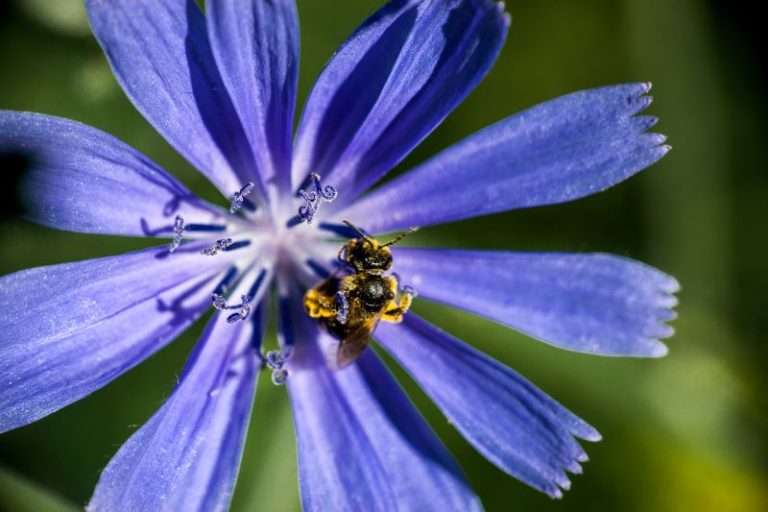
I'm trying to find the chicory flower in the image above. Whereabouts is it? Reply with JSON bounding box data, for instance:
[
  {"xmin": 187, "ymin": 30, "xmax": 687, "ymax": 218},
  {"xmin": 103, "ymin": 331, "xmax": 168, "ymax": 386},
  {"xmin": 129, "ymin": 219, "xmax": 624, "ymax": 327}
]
[{"xmin": 0, "ymin": 0, "xmax": 678, "ymax": 510}]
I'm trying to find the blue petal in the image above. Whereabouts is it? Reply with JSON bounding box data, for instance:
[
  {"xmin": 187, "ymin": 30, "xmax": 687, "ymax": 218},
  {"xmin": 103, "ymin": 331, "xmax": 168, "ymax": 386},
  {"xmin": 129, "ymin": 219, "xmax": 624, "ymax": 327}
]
[
  {"xmin": 283, "ymin": 291, "xmax": 481, "ymax": 512},
  {"xmin": 88, "ymin": 295, "xmax": 265, "ymax": 512},
  {"xmin": 0, "ymin": 112, "xmax": 224, "ymax": 236},
  {"xmin": 292, "ymin": 0, "xmax": 509, "ymax": 205},
  {"xmin": 375, "ymin": 315, "xmax": 601, "ymax": 498},
  {"xmin": 391, "ymin": 249, "xmax": 678, "ymax": 356},
  {"xmin": 0, "ymin": 244, "xmax": 240, "ymax": 433},
  {"xmin": 339, "ymin": 83, "xmax": 669, "ymax": 232},
  {"xmin": 85, "ymin": 0, "xmax": 261, "ymax": 197},
  {"xmin": 207, "ymin": 0, "xmax": 299, "ymax": 195}
]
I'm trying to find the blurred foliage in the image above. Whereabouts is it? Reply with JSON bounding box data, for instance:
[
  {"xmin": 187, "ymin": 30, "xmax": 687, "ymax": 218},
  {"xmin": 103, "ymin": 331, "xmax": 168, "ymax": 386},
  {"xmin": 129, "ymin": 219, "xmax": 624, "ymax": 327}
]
[{"xmin": 1, "ymin": 1, "xmax": 767, "ymax": 511}]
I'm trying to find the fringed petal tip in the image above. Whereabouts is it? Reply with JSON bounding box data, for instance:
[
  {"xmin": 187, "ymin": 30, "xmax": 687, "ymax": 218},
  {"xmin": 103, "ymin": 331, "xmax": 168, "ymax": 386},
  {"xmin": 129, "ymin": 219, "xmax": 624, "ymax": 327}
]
[
  {"xmin": 483, "ymin": 0, "xmax": 512, "ymax": 26},
  {"xmin": 629, "ymin": 82, "xmax": 672, "ymax": 162},
  {"xmin": 341, "ymin": 82, "xmax": 673, "ymax": 233},
  {"xmin": 642, "ymin": 272, "xmax": 680, "ymax": 358},
  {"xmin": 391, "ymin": 249, "xmax": 679, "ymax": 358}
]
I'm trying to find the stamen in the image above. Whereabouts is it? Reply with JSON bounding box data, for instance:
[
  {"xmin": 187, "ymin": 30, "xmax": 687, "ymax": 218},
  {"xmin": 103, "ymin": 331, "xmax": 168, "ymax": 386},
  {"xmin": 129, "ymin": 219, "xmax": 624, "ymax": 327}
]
[
  {"xmin": 229, "ymin": 182, "xmax": 255, "ymax": 214},
  {"xmin": 201, "ymin": 238, "xmax": 233, "ymax": 256},
  {"xmin": 226, "ymin": 295, "xmax": 252, "ymax": 323},
  {"xmin": 335, "ymin": 291, "xmax": 349, "ymax": 325},
  {"xmin": 271, "ymin": 368, "xmax": 289, "ymax": 385},
  {"xmin": 295, "ymin": 172, "xmax": 337, "ymax": 225},
  {"xmin": 210, "ymin": 268, "xmax": 266, "ymax": 318},
  {"xmin": 265, "ymin": 350, "xmax": 285, "ymax": 370},
  {"xmin": 265, "ymin": 349, "xmax": 290, "ymax": 386},
  {"xmin": 168, "ymin": 215, "xmax": 185, "ymax": 253}
]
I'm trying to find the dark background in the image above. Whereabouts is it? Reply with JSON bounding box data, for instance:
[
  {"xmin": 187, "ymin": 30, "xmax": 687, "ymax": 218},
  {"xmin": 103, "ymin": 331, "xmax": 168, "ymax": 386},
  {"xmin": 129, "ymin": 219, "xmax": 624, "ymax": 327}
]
[{"xmin": 1, "ymin": 1, "xmax": 767, "ymax": 510}]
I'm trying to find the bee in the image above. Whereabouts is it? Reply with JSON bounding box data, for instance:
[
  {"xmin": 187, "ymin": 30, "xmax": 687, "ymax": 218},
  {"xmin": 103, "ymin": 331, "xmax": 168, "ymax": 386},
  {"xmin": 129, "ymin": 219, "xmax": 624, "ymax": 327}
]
[{"xmin": 304, "ymin": 221, "xmax": 418, "ymax": 368}]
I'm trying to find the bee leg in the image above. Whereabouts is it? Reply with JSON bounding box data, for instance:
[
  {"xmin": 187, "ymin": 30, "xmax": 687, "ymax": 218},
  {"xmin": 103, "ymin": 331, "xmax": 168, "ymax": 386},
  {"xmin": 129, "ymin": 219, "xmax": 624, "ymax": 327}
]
[
  {"xmin": 303, "ymin": 288, "xmax": 337, "ymax": 319},
  {"xmin": 381, "ymin": 290, "xmax": 414, "ymax": 323}
]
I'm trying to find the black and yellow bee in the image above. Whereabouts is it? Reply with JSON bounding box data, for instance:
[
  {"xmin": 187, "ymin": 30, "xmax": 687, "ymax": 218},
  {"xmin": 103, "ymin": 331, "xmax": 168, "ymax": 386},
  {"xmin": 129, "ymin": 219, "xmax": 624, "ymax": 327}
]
[{"xmin": 304, "ymin": 221, "xmax": 417, "ymax": 368}]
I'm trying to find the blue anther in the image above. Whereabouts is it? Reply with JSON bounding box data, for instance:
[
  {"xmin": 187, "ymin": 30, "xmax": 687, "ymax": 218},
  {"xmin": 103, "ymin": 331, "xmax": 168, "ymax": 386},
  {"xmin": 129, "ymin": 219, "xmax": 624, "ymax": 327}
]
[
  {"xmin": 222, "ymin": 240, "xmax": 251, "ymax": 252},
  {"xmin": 318, "ymin": 221, "xmax": 362, "ymax": 239},
  {"xmin": 247, "ymin": 269, "xmax": 267, "ymax": 299},
  {"xmin": 306, "ymin": 259, "xmax": 331, "ymax": 279},
  {"xmin": 214, "ymin": 267, "xmax": 238, "ymax": 295},
  {"xmin": 185, "ymin": 223, "xmax": 227, "ymax": 232}
]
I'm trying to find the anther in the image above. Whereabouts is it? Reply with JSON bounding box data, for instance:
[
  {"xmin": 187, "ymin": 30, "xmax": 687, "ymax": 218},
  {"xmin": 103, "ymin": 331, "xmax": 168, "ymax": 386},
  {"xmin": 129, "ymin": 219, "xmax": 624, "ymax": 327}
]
[
  {"xmin": 335, "ymin": 291, "xmax": 349, "ymax": 325},
  {"xmin": 229, "ymin": 182, "xmax": 255, "ymax": 214},
  {"xmin": 201, "ymin": 238, "xmax": 233, "ymax": 256},
  {"xmin": 185, "ymin": 223, "xmax": 227, "ymax": 233},
  {"xmin": 223, "ymin": 240, "xmax": 251, "ymax": 252},
  {"xmin": 214, "ymin": 267, "xmax": 238, "ymax": 295},
  {"xmin": 168, "ymin": 215, "xmax": 185, "ymax": 253},
  {"xmin": 295, "ymin": 173, "xmax": 337, "ymax": 225}
]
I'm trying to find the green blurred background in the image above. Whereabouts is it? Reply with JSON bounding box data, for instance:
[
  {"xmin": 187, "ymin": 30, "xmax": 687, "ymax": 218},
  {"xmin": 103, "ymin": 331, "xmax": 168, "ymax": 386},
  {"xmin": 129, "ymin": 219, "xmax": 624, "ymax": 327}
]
[{"xmin": 1, "ymin": 0, "xmax": 767, "ymax": 511}]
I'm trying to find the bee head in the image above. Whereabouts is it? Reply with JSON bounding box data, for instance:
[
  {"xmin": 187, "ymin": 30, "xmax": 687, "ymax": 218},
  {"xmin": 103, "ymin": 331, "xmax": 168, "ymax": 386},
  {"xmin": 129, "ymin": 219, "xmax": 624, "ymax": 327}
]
[
  {"xmin": 344, "ymin": 238, "xmax": 392, "ymax": 274},
  {"xmin": 339, "ymin": 221, "xmax": 418, "ymax": 274}
]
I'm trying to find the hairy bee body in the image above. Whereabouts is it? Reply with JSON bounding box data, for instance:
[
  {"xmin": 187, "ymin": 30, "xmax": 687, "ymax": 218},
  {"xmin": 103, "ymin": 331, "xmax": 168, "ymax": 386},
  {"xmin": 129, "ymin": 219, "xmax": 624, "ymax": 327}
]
[{"xmin": 304, "ymin": 223, "xmax": 416, "ymax": 368}]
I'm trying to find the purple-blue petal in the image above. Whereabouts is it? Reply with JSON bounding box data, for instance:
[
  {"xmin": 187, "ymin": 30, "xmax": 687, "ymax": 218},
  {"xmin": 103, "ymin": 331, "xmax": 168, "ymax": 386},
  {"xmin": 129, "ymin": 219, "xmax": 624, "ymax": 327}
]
[
  {"xmin": 0, "ymin": 111, "xmax": 223, "ymax": 236},
  {"xmin": 88, "ymin": 297, "xmax": 265, "ymax": 512},
  {"xmin": 283, "ymin": 291, "xmax": 481, "ymax": 512},
  {"xmin": 85, "ymin": 0, "xmax": 260, "ymax": 196},
  {"xmin": 376, "ymin": 315, "xmax": 601, "ymax": 499},
  {"xmin": 292, "ymin": 0, "xmax": 509, "ymax": 205},
  {"xmin": 339, "ymin": 83, "xmax": 669, "ymax": 232},
  {"xmin": 0, "ymin": 244, "xmax": 239, "ymax": 433},
  {"xmin": 207, "ymin": 0, "xmax": 299, "ymax": 195},
  {"xmin": 391, "ymin": 248, "xmax": 679, "ymax": 356}
]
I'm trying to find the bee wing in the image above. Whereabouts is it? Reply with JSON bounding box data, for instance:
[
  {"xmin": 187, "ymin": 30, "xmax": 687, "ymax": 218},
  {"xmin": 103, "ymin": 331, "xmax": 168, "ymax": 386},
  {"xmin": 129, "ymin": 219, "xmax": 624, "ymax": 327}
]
[{"xmin": 334, "ymin": 316, "xmax": 381, "ymax": 369}]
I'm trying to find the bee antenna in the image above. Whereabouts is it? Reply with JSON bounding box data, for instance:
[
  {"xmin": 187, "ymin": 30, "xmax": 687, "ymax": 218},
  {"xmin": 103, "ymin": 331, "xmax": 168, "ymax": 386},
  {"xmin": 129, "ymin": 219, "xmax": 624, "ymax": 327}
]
[
  {"xmin": 342, "ymin": 220, "xmax": 371, "ymax": 240},
  {"xmin": 382, "ymin": 226, "xmax": 419, "ymax": 247}
]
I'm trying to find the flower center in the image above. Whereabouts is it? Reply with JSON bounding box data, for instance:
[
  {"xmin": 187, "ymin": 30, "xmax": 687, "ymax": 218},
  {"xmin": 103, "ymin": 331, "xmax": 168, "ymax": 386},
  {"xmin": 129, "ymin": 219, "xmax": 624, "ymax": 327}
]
[{"xmin": 161, "ymin": 175, "xmax": 342, "ymax": 384}]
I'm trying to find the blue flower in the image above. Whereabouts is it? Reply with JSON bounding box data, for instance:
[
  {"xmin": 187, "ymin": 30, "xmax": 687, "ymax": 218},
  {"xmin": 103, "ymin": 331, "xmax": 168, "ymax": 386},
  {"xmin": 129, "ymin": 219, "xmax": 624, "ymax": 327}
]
[{"xmin": 0, "ymin": 0, "xmax": 678, "ymax": 510}]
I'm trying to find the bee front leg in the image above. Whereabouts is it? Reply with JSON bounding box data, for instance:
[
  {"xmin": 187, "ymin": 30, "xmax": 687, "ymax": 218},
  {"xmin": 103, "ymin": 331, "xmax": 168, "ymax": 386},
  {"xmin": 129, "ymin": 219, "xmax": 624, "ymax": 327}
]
[{"xmin": 381, "ymin": 289, "xmax": 414, "ymax": 323}]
